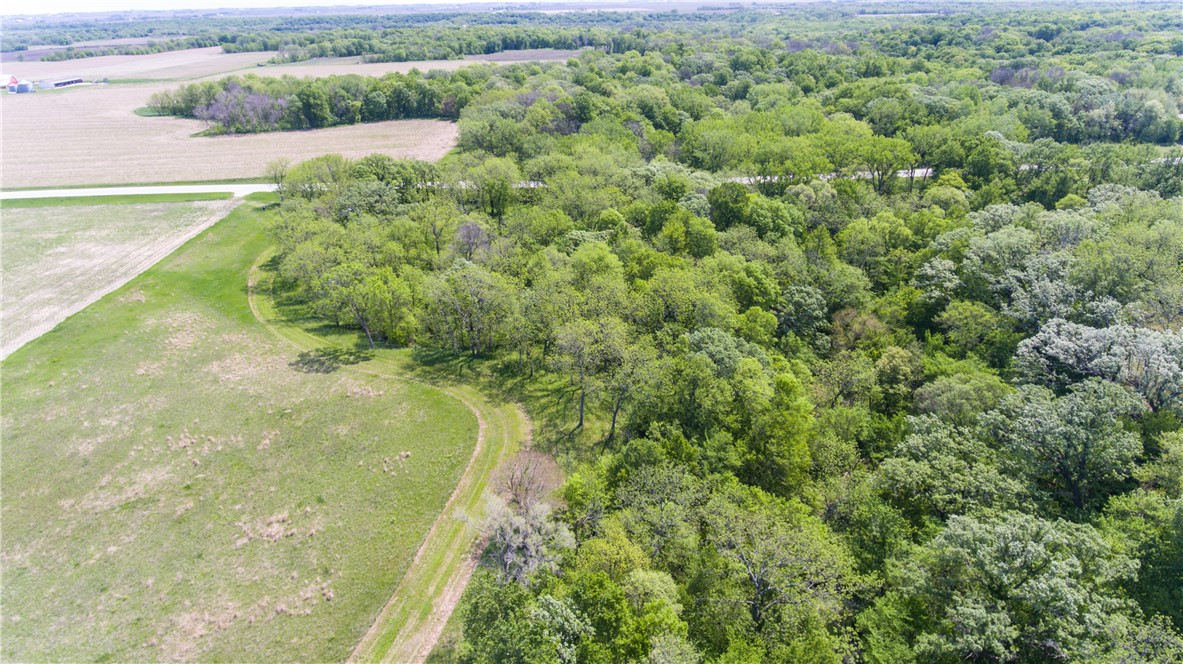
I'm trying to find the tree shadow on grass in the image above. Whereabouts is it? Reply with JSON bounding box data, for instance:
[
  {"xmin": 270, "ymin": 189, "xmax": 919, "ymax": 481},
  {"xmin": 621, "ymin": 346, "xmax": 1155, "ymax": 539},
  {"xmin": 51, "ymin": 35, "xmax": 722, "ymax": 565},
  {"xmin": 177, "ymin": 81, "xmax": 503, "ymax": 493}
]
[
  {"xmin": 406, "ymin": 346, "xmax": 592, "ymax": 455},
  {"xmin": 290, "ymin": 346, "xmax": 372, "ymax": 374}
]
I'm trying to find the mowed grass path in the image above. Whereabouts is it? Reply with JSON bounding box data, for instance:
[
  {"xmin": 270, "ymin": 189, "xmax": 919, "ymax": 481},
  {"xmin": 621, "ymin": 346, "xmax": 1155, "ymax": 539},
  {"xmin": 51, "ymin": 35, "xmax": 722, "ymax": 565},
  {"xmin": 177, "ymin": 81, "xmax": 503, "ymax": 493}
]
[
  {"xmin": 0, "ymin": 200, "xmax": 478, "ymax": 662},
  {"xmin": 249, "ymin": 253, "xmax": 528, "ymax": 664}
]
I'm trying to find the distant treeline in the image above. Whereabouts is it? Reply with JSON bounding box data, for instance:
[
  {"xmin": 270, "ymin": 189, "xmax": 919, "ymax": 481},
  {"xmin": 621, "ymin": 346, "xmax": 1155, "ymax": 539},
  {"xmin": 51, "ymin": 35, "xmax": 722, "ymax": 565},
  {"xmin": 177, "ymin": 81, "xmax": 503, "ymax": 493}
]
[
  {"xmin": 2, "ymin": 11, "xmax": 703, "ymax": 62},
  {"xmin": 222, "ymin": 26, "xmax": 610, "ymax": 63},
  {"xmin": 32, "ymin": 26, "xmax": 602, "ymax": 63},
  {"xmin": 37, "ymin": 36, "xmax": 222, "ymax": 61},
  {"xmin": 147, "ymin": 69, "xmax": 495, "ymax": 133}
]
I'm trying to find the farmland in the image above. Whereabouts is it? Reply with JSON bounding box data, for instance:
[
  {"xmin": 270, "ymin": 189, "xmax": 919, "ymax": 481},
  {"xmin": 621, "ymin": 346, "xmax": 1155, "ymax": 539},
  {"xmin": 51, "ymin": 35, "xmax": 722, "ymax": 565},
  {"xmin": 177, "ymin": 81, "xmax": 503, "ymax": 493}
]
[
  {"xmin": 0, "ymin": 200, "xmax": 479, "ymax": 662},
  {"xmin": 0, "ymin": 47, "xmax": 578, "ymax": 187},
  {"xmin": 0, "ymin": 197, "xmax": 236, "ymax": 358},
  {"xmin": 0, "ymin": 46, "xmax": 274, "ymax": 81},
  {"xmin": 0, "ymin": 45, "xmax": 579, "ymax": 82},
  {"xmin": 0, "ymin": 85, "xmax": 458, "ymax": 187}
]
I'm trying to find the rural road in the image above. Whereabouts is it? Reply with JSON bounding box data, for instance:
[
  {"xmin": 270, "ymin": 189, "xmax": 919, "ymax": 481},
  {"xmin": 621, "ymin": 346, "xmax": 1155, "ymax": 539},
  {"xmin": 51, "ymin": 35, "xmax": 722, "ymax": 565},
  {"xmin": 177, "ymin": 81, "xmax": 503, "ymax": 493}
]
[
  {"xmin": 0, "ymin": 184, "xmax": 276, "ymax": 199},
  {"xmin": 0, "ymin": 168, "xmax": 938, "ymax": 201},
  {"xmin": 0, "ymin": 170, "xmax": 926, "ymax": 201}
]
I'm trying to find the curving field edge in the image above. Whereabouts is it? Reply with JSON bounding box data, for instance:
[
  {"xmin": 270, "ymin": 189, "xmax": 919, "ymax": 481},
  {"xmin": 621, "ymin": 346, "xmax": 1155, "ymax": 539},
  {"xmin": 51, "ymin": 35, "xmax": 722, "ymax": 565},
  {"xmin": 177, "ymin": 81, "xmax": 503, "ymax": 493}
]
[{"xmin": 247, "ymin": 248, "xmax": 527, "ymax": 664}]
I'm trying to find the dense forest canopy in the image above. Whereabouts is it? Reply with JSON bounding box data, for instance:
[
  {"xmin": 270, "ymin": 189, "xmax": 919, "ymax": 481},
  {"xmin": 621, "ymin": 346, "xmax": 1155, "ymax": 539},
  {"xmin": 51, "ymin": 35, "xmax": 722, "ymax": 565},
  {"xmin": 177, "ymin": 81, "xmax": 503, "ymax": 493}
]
[{"xmin": 91, "ymin": 2, "xmax": 1183, "ymax": 661}]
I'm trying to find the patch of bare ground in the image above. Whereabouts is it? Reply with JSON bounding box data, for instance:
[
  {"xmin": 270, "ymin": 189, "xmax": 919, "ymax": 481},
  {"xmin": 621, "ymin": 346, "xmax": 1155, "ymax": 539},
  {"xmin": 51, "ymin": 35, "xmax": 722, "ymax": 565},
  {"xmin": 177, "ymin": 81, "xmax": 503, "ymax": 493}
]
[
  {"xmin": 156, "ymin": 597, "xmax": 243, "ymax": 662},
  {"xmin": 75, "ymin": 467, "xmax": 173, "ymax": 513},
  {"xmin": 205, "ymin": 347, "xmax": 290, "ymax": 385}
]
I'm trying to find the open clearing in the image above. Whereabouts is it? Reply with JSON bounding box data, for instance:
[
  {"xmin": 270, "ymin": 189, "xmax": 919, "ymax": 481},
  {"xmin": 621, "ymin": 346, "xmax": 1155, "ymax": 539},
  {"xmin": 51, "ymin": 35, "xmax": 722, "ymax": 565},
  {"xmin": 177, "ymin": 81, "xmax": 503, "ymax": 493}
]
[
  {"xmin": 0, "ymin": 200, "xmax": 479, "ymax": 662},
  {"xmin": 0, "ymin": 84, "xmax": 458, "ymax": 187},
  {"xmin": 0, "ymin": 198, "xmax": 239, "ymax": 358}
]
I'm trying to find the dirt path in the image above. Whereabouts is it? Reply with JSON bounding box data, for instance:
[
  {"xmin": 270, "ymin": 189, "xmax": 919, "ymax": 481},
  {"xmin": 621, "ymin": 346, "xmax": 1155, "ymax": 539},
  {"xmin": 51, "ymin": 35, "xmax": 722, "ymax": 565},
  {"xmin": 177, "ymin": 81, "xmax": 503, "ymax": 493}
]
[{"xmin": 247, "ymin": 249, "xmax": 527, "ymax": 664}]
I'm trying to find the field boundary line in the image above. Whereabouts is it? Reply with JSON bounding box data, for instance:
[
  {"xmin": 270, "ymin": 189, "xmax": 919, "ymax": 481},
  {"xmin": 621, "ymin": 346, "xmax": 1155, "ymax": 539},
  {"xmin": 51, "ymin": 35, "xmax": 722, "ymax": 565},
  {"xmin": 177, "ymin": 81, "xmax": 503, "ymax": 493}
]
[
  {"xmin": 1, "ymin": 198, "xmax": 241, "ymax": 360},
  {"xmin": 247, "ymin": 249, "xmax": 525, "ymax": 664}
]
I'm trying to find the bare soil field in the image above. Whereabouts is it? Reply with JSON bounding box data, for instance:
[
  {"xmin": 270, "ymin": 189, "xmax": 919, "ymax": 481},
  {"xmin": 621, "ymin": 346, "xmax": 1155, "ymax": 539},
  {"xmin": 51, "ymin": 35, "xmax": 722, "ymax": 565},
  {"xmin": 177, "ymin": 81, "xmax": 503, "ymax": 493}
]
[
  {"xmin": 0, "ymin": 84, "xmax": 458, "ymax": 187},
  {"xmin": 1, "ymin": 47, "xmax": 273, "ymax": 81},
  {"xmin": 0, "ymin": 199, "xmax": 238, "ymax": 358},
  {"xmin": 1, "ymin": 46, "xmax": 579, "ymax": 83}
]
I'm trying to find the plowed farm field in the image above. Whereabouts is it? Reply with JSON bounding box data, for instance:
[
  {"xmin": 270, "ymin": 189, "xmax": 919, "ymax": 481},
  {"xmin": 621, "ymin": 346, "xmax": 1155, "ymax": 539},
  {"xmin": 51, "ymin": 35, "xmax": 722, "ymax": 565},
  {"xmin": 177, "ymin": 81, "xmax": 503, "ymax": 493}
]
[
  {"xmin": 0, "ymin": 46, "xmax": 575, "ymax": 188},
  {"xmin": 0, "ymin": 85, "xmax": 459, "ymax": 187}
]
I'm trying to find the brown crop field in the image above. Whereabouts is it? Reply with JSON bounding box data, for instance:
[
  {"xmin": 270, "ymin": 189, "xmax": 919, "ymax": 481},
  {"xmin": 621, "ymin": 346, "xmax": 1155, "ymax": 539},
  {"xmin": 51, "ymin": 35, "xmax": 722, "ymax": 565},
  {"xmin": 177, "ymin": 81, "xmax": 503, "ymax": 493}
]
[
  {"xmin": 0, "ymin": 199, "xmax": 240, "ymax": 358},
  {"xmin": 0, "ymin": 84, "xmax": 458, "ymax": 187},
  {"xmin": 1, "ymin": 47, "xmax": 275, "ymax": 82},
  {"xmin": 1, "ymin": 46, "xmax": 578, "ymax": 83},
  {"xmin": 0, "ymin": 47, "xmax": 581, "ymax": 188}
]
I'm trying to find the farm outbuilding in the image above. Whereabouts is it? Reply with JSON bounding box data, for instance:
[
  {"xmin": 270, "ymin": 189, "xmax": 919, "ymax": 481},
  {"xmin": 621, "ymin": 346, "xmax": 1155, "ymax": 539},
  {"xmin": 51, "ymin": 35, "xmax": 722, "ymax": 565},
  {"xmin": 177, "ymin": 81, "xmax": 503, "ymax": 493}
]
[{"xmin": 38, "ymin": 78, "xmax": 83, "ymax": 89}]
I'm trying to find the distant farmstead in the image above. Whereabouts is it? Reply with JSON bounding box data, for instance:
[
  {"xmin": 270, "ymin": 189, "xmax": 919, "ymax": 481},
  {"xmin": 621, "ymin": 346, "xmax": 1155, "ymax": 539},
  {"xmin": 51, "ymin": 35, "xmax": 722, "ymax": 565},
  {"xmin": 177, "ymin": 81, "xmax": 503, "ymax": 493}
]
[{"xmin": 4, "ymin": 75, "xmax": 38, "ymax": 93}]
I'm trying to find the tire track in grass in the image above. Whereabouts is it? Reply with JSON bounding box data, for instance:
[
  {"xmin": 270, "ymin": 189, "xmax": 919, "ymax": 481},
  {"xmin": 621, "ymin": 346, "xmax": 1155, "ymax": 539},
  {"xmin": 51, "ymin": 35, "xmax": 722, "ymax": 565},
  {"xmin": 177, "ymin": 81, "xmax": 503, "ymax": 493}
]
[{"xmin": 247, "ymin": 249, "xmax": 527, "ymax": 664}]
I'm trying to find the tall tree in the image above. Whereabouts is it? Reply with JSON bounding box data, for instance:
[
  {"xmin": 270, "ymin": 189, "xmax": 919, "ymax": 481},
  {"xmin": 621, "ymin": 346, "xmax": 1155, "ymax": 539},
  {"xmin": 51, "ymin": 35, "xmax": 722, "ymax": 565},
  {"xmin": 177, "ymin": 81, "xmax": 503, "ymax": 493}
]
[
  {"xmin": 471, "ymin": 156, "xmax": 521, "ymax": 227},
  {"xmin": 703, "ymin": 484, "xmax": 855, "ymax": 635},
  {"xmin": 982, "ymin": 379, "xmax": 1146, "ymax": 511},
  {"xmin": 867, "ymin": 512, "xmax": 1138, "ymax": 663}
]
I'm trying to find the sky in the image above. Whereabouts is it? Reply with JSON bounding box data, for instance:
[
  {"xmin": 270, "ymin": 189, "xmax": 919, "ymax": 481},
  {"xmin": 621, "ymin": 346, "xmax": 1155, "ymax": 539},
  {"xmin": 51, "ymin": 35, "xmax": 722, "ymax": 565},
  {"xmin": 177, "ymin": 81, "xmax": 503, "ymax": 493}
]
[{"xmin": 6, "ymin": 0, "xmax": 479, "ymax": 16}]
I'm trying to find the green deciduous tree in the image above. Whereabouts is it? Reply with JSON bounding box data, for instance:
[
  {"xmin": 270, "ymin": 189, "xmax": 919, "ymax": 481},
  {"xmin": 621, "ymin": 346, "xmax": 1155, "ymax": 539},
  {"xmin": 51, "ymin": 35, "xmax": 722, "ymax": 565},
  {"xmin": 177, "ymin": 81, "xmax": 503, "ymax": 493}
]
[
  {"xmin": 867, "ymin": 512, "xmax": 1138, "ymax": 663},
  {"xmin": 982, "ymin": 379, "xmax": 1146, "ymax": 511},
  {"xmin": 703, "ymin": 484, "xmax": 856, "ymax": 636}
]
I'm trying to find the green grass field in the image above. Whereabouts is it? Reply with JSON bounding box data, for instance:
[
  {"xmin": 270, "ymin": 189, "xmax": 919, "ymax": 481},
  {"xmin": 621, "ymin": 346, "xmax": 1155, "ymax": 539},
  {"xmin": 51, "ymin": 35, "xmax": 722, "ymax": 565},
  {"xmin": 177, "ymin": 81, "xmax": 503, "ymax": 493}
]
[
  {"xmin": 0, "ymin": 200, "xmax": 478, "ymax": 662},
  {"xmin": 252, "ymin": 252, "xmax": 531, "ymax": 663},
  {"xmin": 1, "ymin": 198, "xmax": 247, "ymax": 359}
]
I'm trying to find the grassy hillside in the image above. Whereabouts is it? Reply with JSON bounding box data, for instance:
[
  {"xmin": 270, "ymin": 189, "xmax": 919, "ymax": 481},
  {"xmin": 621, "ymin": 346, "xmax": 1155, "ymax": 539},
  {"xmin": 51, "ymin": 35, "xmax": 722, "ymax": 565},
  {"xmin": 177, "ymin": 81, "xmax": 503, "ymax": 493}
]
[{"xmin": 0, "ymin": 198, "xmax": 477, "ymax": 662}]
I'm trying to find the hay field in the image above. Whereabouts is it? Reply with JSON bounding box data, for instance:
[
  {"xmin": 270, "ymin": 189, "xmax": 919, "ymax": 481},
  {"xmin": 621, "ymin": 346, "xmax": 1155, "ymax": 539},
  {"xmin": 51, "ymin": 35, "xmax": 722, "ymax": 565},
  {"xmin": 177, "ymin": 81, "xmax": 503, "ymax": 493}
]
[
  {"xmin": 0, "ymin": 200, "xmax": 478, "ymax": 662},
  {"xmin": 0, "ymin": 84, "xmax": 458, "ymax": 187},
  {"xmin": 0, "ymin": 198, "xmax": 237, "ymax": 358}
]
